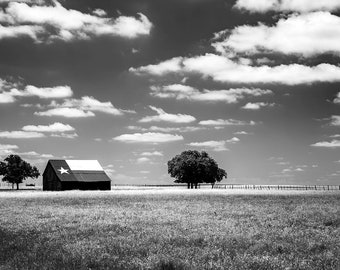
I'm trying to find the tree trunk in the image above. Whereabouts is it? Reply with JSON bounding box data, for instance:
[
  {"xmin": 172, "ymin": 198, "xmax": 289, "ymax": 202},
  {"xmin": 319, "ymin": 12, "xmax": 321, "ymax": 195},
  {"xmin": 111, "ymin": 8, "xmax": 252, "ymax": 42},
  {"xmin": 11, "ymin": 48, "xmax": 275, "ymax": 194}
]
[
  {"xmin": 190, "ymin": 182, "xmax": 194, "ymax": 189},
  {"xmin": 12, "ymin": 183, "xmax": 14, "ymax": 189},
  {"xmin": 187, "ymin": 183, "xmax": 190, "ymax": 189},
  {"xmin": 211, "ymin": 183, "xmax": 215, "ymax": 189},
  {"xmin": 194, "ymin": 183, "xmax": 198, "ymax": 189},
  {"xmin": 16, "ymin": 183, "xmax": 19, "ymax": 190}
]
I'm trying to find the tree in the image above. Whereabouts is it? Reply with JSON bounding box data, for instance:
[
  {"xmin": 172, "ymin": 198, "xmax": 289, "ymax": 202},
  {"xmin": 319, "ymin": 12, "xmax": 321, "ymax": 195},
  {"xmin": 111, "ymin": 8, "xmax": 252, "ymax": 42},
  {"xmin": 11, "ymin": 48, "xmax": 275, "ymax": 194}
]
[
  {"xmin": 0, "ymin": 154, "xmax": 40, "ymax": 190},
  {"xmin": 167, "ymin": 150, "xmax": 227, "ymax": 189}
]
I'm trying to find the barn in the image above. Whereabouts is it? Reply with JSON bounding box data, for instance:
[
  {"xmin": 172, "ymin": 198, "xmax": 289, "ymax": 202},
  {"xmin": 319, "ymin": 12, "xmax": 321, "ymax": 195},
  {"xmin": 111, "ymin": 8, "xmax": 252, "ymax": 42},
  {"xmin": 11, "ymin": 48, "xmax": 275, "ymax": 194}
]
[{"xmin": 43, "ymin": 160, "xmax": 111, "ymax": 191}]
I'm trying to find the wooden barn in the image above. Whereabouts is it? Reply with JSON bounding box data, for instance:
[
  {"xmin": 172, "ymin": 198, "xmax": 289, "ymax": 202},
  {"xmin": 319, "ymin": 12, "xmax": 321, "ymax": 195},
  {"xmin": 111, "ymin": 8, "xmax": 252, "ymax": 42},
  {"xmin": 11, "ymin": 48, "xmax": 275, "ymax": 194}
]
[{"xmin": 43, "ymin": 160, "xmax": 111, "ymax": 191}]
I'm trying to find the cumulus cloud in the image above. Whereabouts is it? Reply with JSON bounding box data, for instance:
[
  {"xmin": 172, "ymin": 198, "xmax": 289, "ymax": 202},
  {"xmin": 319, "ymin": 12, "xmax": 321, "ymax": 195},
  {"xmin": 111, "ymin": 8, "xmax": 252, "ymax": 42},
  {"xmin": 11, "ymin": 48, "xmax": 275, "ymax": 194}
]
[
  {"xmin": 127, "ymin": 125, "xmax": 205, "ymax": 133},
  {"xmin": 140, "ymin": 151, "xmax": 163, "ymax": 156},
  {"xmin": 151, "ymin": 84, "xmax": 272, "ymax": 103},
  {"xmin": 35, "ymin": 107, "xmax": 95, "ymax": 118},
  {"xmin": 0, "ymin": 1, "xmax": 152, "ymax": 41},
  {"xmin": 199, "ymin": 118, "xmax": 256, "ymax": 126},
  {"xmin": 136, "ymin": 157, "xmax": 151, "ymax": 164},
  {"xmin": 139, "ymin": 106, "xmax": 196, "ymax": 123},
  {"xmin": 131, "ymin": 53, "xmax": 340, "ymax": 85},
  {"xmin": 113, "ymin": 132, "xmax": 184, "ymax": 143},
  {"xmin": 188, "ymin": 140, "xmax": 229, "ymax": 151},
  {"xmin": 213, "ymin": 12, "xmax": 340, "ymax": 57},
  {"xmin": 17, "ymin": 151, "xmax": 54, "ymax": 158},
  {"xmin": 59, "ymin": 96, "xmax": 123, "ymax": 115},
  {"xmin": 334, "ymin": 92, "xmax": 340, "ymax": 104},
  {"xmin": 0, "ymin": 91, "xmax": 16, "ymax": 103},
  {"xmin": 50, "ymin": 132, "xmax": 78, "ymax": 139},
  {"xmin": 234, "ymin": 131, "xmax": 250, "ymax": 135},
  {"xmin": 0, "ymin": 131, "xmax": 45, "ymax": 138},
  {"xmin": 234, "ymin": 0, "xmax": 340, "ymax": 13},
  {"xmin": 188, "ymin": 137, "xmax": 240, "ymax": 151},
  {"xmin": 241, "ymin": 102, "xmax": 274, "ymax": 110},
  {"xmin": 0, "ymin": 83, "xmax": 73, "ymax": 103},
  {"xmin": 34, "ymin": 96, "xmax": 123, "ymax": 117},
  {"xmin": 22, "ymin": 122, "xmax": 75, "ymax": 133},
  {"xmin": 311, "ymin": 140, "xmax": 340, "ymax": 148},
  {"xmin": 227, "ymin": 137, "xmax": 240, "ymax": 143},
  {"xmin": 0, "ymin": 143, "xmax": 18, "ymax": 155},
  {"xmin": 330, "ymin": 115, "xmax": 340, "ymax": 126},
  {"xmin": 129, "ymin": 57, "xmax": 183, "ymax": 76},
  {"xmin": 23, "ymin": 85, "xmax": 73, "ymax": 99},
  {"xmin": 0, "ymin": 123, "xmax": 77, "ymax": 140}
]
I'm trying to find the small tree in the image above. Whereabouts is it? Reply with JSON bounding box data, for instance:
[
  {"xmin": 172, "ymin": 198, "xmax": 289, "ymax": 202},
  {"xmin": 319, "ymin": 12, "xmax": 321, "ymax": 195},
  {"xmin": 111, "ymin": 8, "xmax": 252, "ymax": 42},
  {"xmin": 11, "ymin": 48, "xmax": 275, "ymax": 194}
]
[
  {"xmin": 0, "ymin": 154, "xmax": 40, "ymax": 190},
  {"xmin": 167, "ymin": 150, "xmax": 227, "ymax": 189}
]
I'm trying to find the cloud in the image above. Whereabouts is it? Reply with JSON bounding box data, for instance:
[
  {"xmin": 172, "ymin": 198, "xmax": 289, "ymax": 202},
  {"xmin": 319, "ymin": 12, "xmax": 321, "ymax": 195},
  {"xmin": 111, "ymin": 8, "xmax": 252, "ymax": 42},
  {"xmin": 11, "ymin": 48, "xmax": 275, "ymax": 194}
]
[
  {"xmin": 140, "ymin": 151, "xmax": 163, "ymax": 156},
  {"xmin": 311, "ymin": 140, "xmax": 340, "ymax": 148},
  {"xmin": 136, "ymin": 157, "xmax": 151, "ymax": 164},
  {"xmin": 199, "ymin": 118, "xmax": 256, "ymax": 126},
  {"xmin": 0, "ymin": 0, "xmax": 44, "ymax": 3},
  {"xmin": 129, "ymin": 57, "xmax": 183, "ymax": 76},
  {"xmin": 213, "ymin": 12, "xmax": 340, "ymax": 57},
  {"xmin": 330, "ymin": 115, "xmax": 340, "ymax": 126},
  {"xmin": 0, "ymin": 131, "xmax": 45, "ymax": 138},
  {"xmin": 0, "ymin": 24, "xmax": 43, "ymax": 40},
  {"xmin": 0, "ymin": 143, "xmax": 18, "ymax": 155},
  {"xmin": 35, "ymin": 107, "xmax": 95, "ymax": 118},
  {"xmin": 234, "ymin": 131, "xmax": 250, "ymax": 135},
  {"xmin": 34, "ymin": 96, "xmax": 123, "ymax": 117},
  {"xmin": 17, "ymin": 151, "xmax": 54, "ymax": 158},
  {"xmin": 131, "ymin": 53, "xmax": 340, "ymax": 85},
  {"xmin": 0, "ymin": 91, "xmax": 16, "ymax": 103},
  {"xmin": 139, "ymin": 106, "xmax": 196, "ymax": 123},
  {"xmin": 151, "ymin": 84, "xmax": 272, "ymax": 103},
  {"xmin": 334, "ymin": 92, "xmax": 340, "ymax": 104},
  {"xmin": 227, "ymin": 137, "xmax": 240, "ymax": 143},
  {"xmin": 60, "ymin": 96, "xmax": 123, "ymax": 115},
  {"xmin": 149, "ymin": 126, "xmax": 204, "ymax": 132},
  {"xmin": 50, "ymin": 132, "xmax": 78, "ymax": 139},
  {"xmin": 188, "ymin": 137, "xmax": 240, "ymax": 151},
  {"xmin": 127, "ymin": 125, "xmax": 206, "ymax": 133},
  {"xmin": 0, "ymin": 123, "xmax": 77, "ymax": 139},
  {"xmin": 23, "ymin": 85, "xmax": 73, "ymax": 99},
  {"xmin": 22, "ymin": 122, "xmax": 75, "ymax": 133},
  {"xmin": 188, "ymin": 140, "xmax": 228, "ymax": 151},
  {"xmin": 92, "ymin": 9, "xmax": 107, "ymax": 17},
  {"xmin": 0, "ymin": 1, "xmax": 152, "ymax": 41},
  {"xmin": 241, "ymin": 102, "xmax": 274, "ymax": 110},
  {"xmin": 113, "ymin": 132, "xmax": 184, "ymax": 143},
  {"xmin": 0, "ymin": 82, "xmax": 73, "ymax": 103},
  {"xmin": 234, "ymin": 0, "xmax": 340, "ymax": 13}
]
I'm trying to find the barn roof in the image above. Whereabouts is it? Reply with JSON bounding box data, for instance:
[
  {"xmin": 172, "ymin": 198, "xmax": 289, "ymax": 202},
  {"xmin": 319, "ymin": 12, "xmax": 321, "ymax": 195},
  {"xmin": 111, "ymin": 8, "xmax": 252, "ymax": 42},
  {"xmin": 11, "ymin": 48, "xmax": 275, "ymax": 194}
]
[{"xmin": 45, "ymin": 160, "xmax": 111, "ymax": 182}]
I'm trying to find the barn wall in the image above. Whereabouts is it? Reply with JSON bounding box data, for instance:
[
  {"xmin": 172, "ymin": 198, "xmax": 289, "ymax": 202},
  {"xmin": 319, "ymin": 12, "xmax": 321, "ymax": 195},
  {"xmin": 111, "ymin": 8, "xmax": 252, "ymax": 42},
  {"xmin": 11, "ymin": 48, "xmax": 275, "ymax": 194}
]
[
  {"xmin": 43, "ymin": 163, "xmax": 62, "ymax": 191},
  {"xmin": 61, "ymin": 181, "xmax": 110, "ymax": 191}
]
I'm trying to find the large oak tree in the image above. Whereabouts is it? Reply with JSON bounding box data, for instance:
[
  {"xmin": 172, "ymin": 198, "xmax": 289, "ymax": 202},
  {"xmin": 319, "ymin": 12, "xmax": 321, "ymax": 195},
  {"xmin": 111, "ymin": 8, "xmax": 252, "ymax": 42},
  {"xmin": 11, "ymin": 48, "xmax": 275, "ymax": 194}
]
[
  {"xmin": 168, "ymin": 150, "xmax": 227, "ymax": 188},
  {"xmin": 0, "ymin": 155, "xmax": 40, "ymax": 190}
]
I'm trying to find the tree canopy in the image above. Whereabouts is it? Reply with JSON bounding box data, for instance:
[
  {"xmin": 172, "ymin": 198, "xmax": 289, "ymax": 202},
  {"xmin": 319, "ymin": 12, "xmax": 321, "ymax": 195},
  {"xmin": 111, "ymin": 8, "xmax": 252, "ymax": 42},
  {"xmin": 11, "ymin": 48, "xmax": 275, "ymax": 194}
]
[
  {"xmin": 167, "ymin": 150, "xmax": 227, "ymax": 188},
  {"xmin": 0, "ymin": 154, "xmax": 40, "ymax": 190}
]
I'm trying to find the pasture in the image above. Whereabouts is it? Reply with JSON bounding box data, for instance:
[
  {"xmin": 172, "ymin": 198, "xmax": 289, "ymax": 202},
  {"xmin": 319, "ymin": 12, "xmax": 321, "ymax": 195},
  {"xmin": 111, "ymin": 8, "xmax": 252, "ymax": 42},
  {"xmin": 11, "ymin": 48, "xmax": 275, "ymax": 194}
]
[{"xmin": 0, "ymin": 189, "xmax": 339, "ymax": 270}]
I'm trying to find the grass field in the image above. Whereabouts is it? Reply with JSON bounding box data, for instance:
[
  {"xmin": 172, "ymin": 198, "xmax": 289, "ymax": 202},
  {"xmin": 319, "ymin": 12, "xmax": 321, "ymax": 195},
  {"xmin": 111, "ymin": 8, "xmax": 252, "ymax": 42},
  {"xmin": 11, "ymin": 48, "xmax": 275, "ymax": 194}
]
[{"xmin": 0, "ymin": 189, "xmax": 339, "ymax": 270}]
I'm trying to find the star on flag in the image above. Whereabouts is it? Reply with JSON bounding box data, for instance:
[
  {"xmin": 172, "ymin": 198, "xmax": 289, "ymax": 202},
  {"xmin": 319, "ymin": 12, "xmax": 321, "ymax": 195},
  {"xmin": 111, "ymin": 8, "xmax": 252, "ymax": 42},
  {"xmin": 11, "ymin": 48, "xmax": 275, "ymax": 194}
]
[{"xmin": 58, "ymin": 167, "xmax": 69, "ymax": 174}]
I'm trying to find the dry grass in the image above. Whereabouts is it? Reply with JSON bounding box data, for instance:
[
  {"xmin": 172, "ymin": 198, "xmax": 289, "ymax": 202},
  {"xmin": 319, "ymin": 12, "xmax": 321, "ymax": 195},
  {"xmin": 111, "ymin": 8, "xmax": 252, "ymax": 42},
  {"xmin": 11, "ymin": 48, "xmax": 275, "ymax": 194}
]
[{"xmin": 0, "ymin": 189, "xmax": 339, "ymax": 269}]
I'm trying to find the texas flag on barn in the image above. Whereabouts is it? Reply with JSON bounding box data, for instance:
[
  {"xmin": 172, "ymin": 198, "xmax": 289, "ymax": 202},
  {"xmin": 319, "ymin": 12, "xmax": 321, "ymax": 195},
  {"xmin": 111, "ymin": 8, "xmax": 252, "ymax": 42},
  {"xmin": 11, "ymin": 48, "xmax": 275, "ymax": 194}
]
[{"xmin": 43, "ymin": 160, "xmax": 111, "ymax": 191}]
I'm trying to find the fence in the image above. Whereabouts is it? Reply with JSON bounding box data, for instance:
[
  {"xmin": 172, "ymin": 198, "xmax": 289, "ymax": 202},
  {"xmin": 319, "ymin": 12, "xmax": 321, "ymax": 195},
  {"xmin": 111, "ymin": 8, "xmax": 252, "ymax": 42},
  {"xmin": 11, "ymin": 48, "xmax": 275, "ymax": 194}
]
[
  {"xmin": 112, "ymin": 184, "xmax": 340, "ymax": 191},
  {"xmin": 211, "ymin": 184, "xmax": 340, "ymax": 191}
]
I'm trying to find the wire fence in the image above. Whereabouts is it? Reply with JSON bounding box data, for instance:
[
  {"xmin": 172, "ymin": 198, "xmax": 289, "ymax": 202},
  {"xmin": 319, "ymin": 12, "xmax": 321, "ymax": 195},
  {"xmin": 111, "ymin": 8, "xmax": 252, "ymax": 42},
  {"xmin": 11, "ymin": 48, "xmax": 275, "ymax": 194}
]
[{"xmin": 112, "ymin": 184, "xmax": 340, "ymax": 191}]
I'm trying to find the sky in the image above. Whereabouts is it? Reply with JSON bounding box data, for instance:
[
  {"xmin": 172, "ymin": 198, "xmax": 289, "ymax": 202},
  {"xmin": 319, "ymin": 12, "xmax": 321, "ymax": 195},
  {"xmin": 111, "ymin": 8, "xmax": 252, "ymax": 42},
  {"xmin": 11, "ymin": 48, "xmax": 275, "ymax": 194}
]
[{"xmin": 0, "ymin": 0, "xmax": 339, "ymax": 186}]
